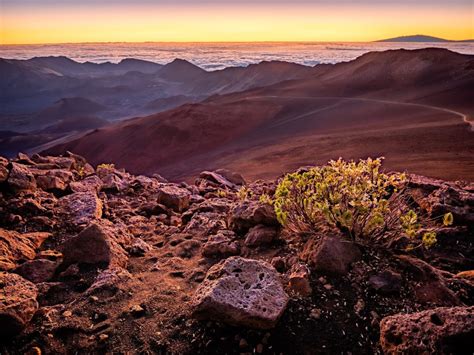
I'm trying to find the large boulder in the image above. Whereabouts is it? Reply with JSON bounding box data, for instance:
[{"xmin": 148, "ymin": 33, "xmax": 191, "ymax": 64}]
[
  {"xmin": 59, "ymin": 191, "xmax": 103, "ymax": 225},
  {"xmin": 0, "ymin": 272, "xmax": 39, "ymax": 337},
  {"xmin": 0, "ymin": 229, "xmax": 51, "ymax": 271},
  {"xmin": 380, "ymin": 306, "xmax": 474, "ymax": 354},
  {"xmin": 7, "ymin": 163, "xmax": 36, "ymax": 190},
  {"xmin": 192, "ymin": 256, "xmax": 289, "ymax": 329},
  {"xmin": 229, "ymin": 201, "xmax": 278, "ymax": 234},
  {"xmin": 301, "ymin": 236, "xmax": 361, "ymax": 276},
  {"xmin": 60, "ymin": 221, "xmax": 130, "ymax": 268},
  {"xmin": 157, "ymin": 185, "xmax": 191, "ymax": 212}
]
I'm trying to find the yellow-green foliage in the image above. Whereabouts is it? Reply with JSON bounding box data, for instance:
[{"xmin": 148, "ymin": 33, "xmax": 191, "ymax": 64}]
[
  {"xmin": 97, "ymin": 163, "xmax": 115, "ymax": 170},
  {"xmin": 217, "ymin": 189, "xmax": 228, "ymax": 198},
  {"xmin": 274, "ymin": 157, "xmax": 452, "ymax": 248},
  {"xmin": 259, "ymin": 193, "xmax": 273, "ymax": 206},
  {"xmin": 237, "ymin": 186, "xmax": 252, "ymax": 201}
]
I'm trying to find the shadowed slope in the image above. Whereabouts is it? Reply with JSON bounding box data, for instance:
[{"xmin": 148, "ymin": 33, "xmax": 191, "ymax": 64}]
[{"xmin": 46, "ymin": 49, "xmax": 474, "ymax": 181}]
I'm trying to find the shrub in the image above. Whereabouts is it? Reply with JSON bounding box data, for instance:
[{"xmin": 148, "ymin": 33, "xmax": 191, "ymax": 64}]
[
  {"xmin": 97, "ymin": 163, "xmax": 115, "ymax": 170},
  {"xmin": 274, "ymin": 157, "xmax": 452, "ymax": 248}
]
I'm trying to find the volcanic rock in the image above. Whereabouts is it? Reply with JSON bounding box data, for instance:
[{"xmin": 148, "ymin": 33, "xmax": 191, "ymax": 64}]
[
  {"xmin": 0, "ymin": 156, "xmax": 8, "ymax": 183},
  {"xmin": 69, "ymin": 175, "xmax": 103, "ymax": 193},
  {"xmin": 59, "ymin": 191, "xmax": 103, "ymax": 225},
  {"xmin": 368, "ymin": 270, "xmax": 402, "ymax": 295},
  {"xmin": 229, "ymin": 201, "xmax": 278, "ymax": 234},
  {"xmin": 7, "ymin": 163, "xmax": 36, "ymax": 190},
  {"xmin": 15, "ymin": 259, "xmax": 58, "ymax": 284},
  {"xmin": 0, "ymin": 229, "xmax": 51, "ymax": 271},
  {"xmin": 157, "ymin": 185, "xmax": 191, "ymax": 212},
  {"xmin": 192, "ymin": 256, "xmax": 289, "ymax": 329},
  {"xmin": 288, "ymin": 263, "xmax": 312, "ymax": 296},
  {"xmin": 244, "ymin": 224, "xmax": 277, "ymax": 247},
  {"xmin": 60, "ymin": 220, "xmax": 130, "ymax": 268},
  {"xmin": 34, "ymin": 169, "xmax": 73, "ymax": 191},
  {"xmin": 202, "ymin": 230, "xmax": 240, "ymax": 258},
  {"xmin": 301, "ymin": 236, "xmax": 361, "ymax": 275},
  {"xmin": 379, "ymin": 306, "xmax": 474, "ymax": 354},
  {"xmin": 214, "ymin": 169, "xmax": 246, "ymax": 186},
  {"xmin": 0, "ymin": 272, "xmax": 39, "ymax": 337}
]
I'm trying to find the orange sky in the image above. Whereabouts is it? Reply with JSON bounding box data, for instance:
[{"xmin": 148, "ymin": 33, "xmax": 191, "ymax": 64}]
[{"xmin": 1, "ymin": 2, "xmax": 473, "ymax": 44}]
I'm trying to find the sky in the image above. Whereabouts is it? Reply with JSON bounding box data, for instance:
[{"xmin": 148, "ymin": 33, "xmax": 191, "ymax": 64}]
[{"xmin": 1, "ymin": 0, "xmax": 473, "ymax": 44}]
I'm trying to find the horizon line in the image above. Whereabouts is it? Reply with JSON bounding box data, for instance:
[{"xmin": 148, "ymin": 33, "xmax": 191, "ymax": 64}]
[{"xmin": 2, "ymin": 37, "xmax": 473, "ymax": 47}]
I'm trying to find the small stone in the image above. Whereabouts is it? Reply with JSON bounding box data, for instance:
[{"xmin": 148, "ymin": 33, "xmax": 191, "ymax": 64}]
[
  {"xmin": 310, "ymin": 308, "xmax": 322, "ymax": 319},
  {"xmin": 130, "ymin": 305, "xmax": 146, "ymax": 317},
  {"xmin": 239, "ymin": 338, "xmax": 248, "ymax": 349},
  {"xmin": 63, "ymin": 310, "xmax": 72, "ymax": 317},
  {"xmin": 99, "ymin": 333, "xmax": 109, "ymax": 341}
]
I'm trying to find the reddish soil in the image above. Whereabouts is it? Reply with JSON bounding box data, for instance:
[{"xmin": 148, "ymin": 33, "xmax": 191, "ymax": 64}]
[{"xmin": 46, "ymin": 49, "xmax": 474, "ymax": 182}]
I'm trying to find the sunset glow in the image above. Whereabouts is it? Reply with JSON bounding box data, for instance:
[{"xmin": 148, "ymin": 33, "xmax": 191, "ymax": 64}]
[{"xmin": 1, "ymin": 1, "xmax": 473, "ymax": 44}]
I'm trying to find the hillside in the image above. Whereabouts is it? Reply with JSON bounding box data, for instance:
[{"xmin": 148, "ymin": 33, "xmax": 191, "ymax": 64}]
[
  {"xmin": 47, "ymin": 48, "xmax": 474, "ymax": 181},
  {"xmin": 0, "ymin": 153, "xmax": 473, "ymax": 354},
  {"xmin": 0, "ymin": 57, "xmax": 319, "ymax": 156}
]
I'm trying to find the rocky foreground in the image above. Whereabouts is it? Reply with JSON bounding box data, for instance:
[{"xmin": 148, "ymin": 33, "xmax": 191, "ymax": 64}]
[{"xmin": 0, "ymin": 152, "xmax": 473, "ymax": 354}]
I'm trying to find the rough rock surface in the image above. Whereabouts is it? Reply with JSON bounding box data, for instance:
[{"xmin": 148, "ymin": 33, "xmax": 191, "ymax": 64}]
[
  {"xmin": 244, "ymin": 224, "xmax": 277, "ymax": 247},
  {"xmin": 7, "ymin": 162, "xmax": 36, "ymax": 190},
  {"xmin": 0, "ymin": 229, "xmax": 51, "ymax": 271},
  {"xmin": 202, "ymin": 231, "xmax": 240, "ymax": 258},
  {"xmin": 229, "ymin": 201, "xmax": 278, "ymax": 233},
  {"xmin": 157, "ymin": 185, "xmax": 191, "ymax": 212},
  {"xmin": 192, "ymin": 256, "xmax": 289, "ymax": 329},
  {"xmin": 0, "ymin": 272, "xmax": 38, "ymax": 337},
  {"xmin": 59, "ymin": 191, "xmax": 103, "ymax": 225},
  {"xmin": 61, "ymin": 220, "xmax": 130, "ymax": 268},
  {"xmin": 15, "ymin": 259, "xmax": 58, "ymax": 283},
  {"xmin": 0, "ymin": 153, "xmax": 473, "ymax": 354},
  {"xmin": 380, "ymin": 306, "xmax": 474, "ymax": 354},
  {"xmin": 301, "ymin": 236, "xmax": 361, "ymax": 275}
]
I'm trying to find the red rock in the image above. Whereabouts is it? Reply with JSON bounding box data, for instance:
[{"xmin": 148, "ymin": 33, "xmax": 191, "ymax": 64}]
[
  {"xmin": 157, "ymin": 185, "xmax": 191, "ymax": 212},
  {"xmin": 288, "ymin": 263, "xmax": 312, "ymax": 296},
  {"xmin": 60, "ymin": 221, "xmax": 130, "ymax": 268},
  {"xmin": 380, "ymin": 306, "xmax": 474, "ymax": 354},
  {"xmin": 7, "ymin": 163, "xmax": 36, "ymax": 190},
  {"xmin": 59, "ymin": 191, "xmax": 103, "ymax": 225},
  {"xmin": 0, "ymin": 229, "xmax": 51, "ymax": 271},
  {"xmin": 214, "ymin": 169, "xmax": 246, "ymax": 186},
  {"xmin": 69, "ymin": 175, "xmax": 103, "ymax": 193},
  {"xmin": 15, "ymin": 259, "xmax": 58, "ymax": 283},
  {"xmin": 368, "ymin": 270, "xmax": 402, "ymax": 295},
  {"xmin": 34, "ymin": 169, "xmax": 73, "ymax": 191},
  {"xmin": 244, "ymin": 225, "xmax": 277, "ymax": 247},
  {"xmin": 301, "ymin": 236, "xmax": 361, "ymax": 276},
  {"xmin": 397, "ymin": 255, "xmax": 460, "ymax": 306},
  {"xmin": 0, "ymin": 272, "xmax": 38, "ymax": 337},
  {"xmin": 455, "ymin": 270, "xmax": 474, "ymax": 281},
  {"xmin": 229, "ymin": 201, "xmax": 278, "ymax": 233},
  {"xmin": 202, "ymin": 231, "xmax": 240, "ymax": 258},
  {"xmin": 192, "ymin": 256, "xmax": 289, "ymax": 329},
  {"xmin": 197, "ymin": 171, "xmax": 236, "ymax": 189},
  {"xmin": 0, "ymin": 156, "xmax": 8, "ymax": 183}
]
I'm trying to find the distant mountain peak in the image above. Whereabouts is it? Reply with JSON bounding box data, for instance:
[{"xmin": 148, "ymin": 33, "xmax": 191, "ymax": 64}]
[{"xmin": 377, "ymin": 35, "xmax": 451, "ymax": 43}]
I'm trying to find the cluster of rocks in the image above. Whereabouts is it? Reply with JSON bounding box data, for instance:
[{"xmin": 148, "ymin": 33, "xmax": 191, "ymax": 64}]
[{"xmin": 0, "ymin": 153, "xmax": 473, "ymax": 354}]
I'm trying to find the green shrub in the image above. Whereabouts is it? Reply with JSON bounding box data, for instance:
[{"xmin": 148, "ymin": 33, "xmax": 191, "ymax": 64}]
[{"xmin": 274, "ymin": 157, "xmax": 452, "ymax": 248}]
